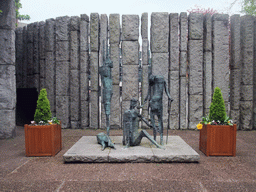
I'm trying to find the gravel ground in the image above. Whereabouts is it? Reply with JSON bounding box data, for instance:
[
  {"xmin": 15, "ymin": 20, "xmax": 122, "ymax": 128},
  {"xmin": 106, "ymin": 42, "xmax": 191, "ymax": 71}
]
[{"xmin": 0, "ymin": 126, "xmax": 256, "ymax": 191}]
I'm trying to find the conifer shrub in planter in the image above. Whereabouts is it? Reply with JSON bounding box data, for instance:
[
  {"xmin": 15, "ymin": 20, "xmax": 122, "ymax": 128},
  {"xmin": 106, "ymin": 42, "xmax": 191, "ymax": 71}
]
[
  {"xmin": 25, "ymin": 89, "xmax": 62, "ymax": 157},
  {"xmin": 198, "ymin": 87, "xmax": 236, "ymax": 156}
]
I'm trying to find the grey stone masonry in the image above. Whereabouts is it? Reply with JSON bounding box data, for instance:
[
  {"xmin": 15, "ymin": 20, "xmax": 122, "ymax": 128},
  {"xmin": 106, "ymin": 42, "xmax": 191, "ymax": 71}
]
[
  {"xmin": 203, "ymin": 14, "xmax": 212, "ymax": 115},
  {"xmin": 122, "ymin": 41, "xmax": 139, "ymax": 65},
  {"xmin": 90, "ymin": 13, "xmax": 100, "ymax": 52},
  {"xmin": 45, "ymin": 19, "xmax": 55, "ymax": 52},
  {"xmin": 109, "ymin": 14, "xmax": 120, "ymax": 44},
  {"xmin": 151, "ymin": 12, "xmax": 169, "ymax": 53},
  {"xmin": 33, "ymin": 22, "xmax": 40, "ymax": 91},
  {"xmin": 111, "ymin": 85, "xmax": 121, "ymax": 128},
  {"xmin": 0, "ymin": 0, "xmax": 16, "ymax": 139},
  {"xmin": 240, "ymin": 15, "xmax": 254, "ymax": 130},
  {"xmin": 56, "ymin": 96, "xmax": 70, "ymax": 128},
  {"xmin": 141, "ymin": 13, "xmax": 148, "ymax": 39},
  {"xmin": 80, "ymin": 14, "xmax": 89, "ymax": 52},
  {"xmin": 179, "ymin": 12, "xmax": 188, "ymax": 129},
  {"xmin": 169, "ymin": 13, "xmax": 179, "ymax": 129},
  {"xmin": 212, "ymin": 14, "xmax": 229, "ymax": 109},
  {"xmin": 22, "ymin": 26, "xmax": 27, "ymax": 88},
  {"xmin": 122, "ymin": 15, "xmax": 139, "ymax": 41},
  {"xmin": 230, "ymin": 15, "xmax": 241, "ymax": 128},
  {"xmin": 15, "ymin": 28, "xmax": 23, "ymax": 89},
  {"xmin": 90, "ymin": 91, "xmax": 99, "ymax": 129},
  {"xmin": 188, "ymin": 13, "xmax": 203, "ymax": 128},
  {"xmin": 39, "ymin": 21, "xmax": 45, "ymax": 90},
  {"xmin": 55, "ymin": 16, "xmax": 70, "ymax": 41}
]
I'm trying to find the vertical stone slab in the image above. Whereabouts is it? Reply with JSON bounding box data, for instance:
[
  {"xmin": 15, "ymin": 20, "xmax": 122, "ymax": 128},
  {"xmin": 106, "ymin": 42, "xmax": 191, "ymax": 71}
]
[
  {"xmin": 70, "ymin": 16, "xmax": 80, "ymax": 128},
  {"xmin": 45, "ymin": 18, "xmax": 55, "ymax": 115},
  {"xmin": 230, "ymin": 15, "xmax": 241, "ymax": 128},
  {"xmin": 212, "ymin": 14, "xmax": 230, "ymax": 108},
  {"xmin": 203, "ymin": 14, "xmax": 212, "ymax": 115},
  {"xmin": 169, "ymin": 13, "xmax": 179, "ymax": 129},
  {"xmin": 26, "ymin": 23, "xmax": 34, "ymax": 88},
  {"xmin": 122, "ymin": 15, "xmax": 139, "ymax": 41},
  {"xmin": 240, "ymin": 15, "xmax": 254, "ymax": 130},
  {"xmin": 141, "ymin": 13, "xmax": 148, "ymax": 39},
  {"xmin": 55, "ymin": 16, "xmax": 70, "ymax": 128},
  {"xmin": 22, "ymin": 26, "xmax": 27, "ymax": 88},
  {"xmin": 39, "ymin": 21, "xmax": 45, "ymax": 90},
  {"xmin": 15, "ymin": 28, "xmax": 23, "ymax": 89},
  {"xmin": 188, "ymin": 13, "xmax": 203, "ymax": 129},
  {"xmin": 0, "ymin": 0, "xmax": 16, "ymax": 138},
  {"xmin": 90, "ymin": 13, "xmax": 100, "ymax": 128},
  {"xmin": 80, "ymin": 14, "xmax": 89, "ymax": 128},
  {"xmin": 179, "ymin": 12, "xmax": 188, "ymax": 129}
]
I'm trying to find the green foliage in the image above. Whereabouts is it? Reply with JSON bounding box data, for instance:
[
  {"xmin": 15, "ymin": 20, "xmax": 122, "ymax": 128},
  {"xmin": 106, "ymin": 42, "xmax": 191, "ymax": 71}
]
[
  {"xmin": 15, "ymin": 0, "xmax": 30, "ymax": 21},
  {"xmin": 242, "ymin": 0, "xmax": 256, "ymax": 15},
  {"xmin": 34, "ymin": 89, "xmax": 52, "ymax": 124},
  {"xmin": 209, "ymin": 87, "xmax": 227, "ymax": 123},
  {"xmin": 52, "ymin": 117, "xmax": 60, "ymax": 125}
]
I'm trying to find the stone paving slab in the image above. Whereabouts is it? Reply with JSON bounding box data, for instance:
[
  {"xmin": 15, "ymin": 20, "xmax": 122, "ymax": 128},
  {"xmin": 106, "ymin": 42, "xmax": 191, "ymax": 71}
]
[{"xmin": 63, "ymin": 136, "xmax": 200, "ymax": 163}]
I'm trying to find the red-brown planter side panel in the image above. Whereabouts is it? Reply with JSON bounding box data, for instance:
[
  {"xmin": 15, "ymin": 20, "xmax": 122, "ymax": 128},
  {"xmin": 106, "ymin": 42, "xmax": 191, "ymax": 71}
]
[
  {"xmin": 25, "ymin": 124, "xmax": 62, "ymax": 157},
  {"xmin": 199, "ymin": 124, "xmax": 236, "ymax": 156}
]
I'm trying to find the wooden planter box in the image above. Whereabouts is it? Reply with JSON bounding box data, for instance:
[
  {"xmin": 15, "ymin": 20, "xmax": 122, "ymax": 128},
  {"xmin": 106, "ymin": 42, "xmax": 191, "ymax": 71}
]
[
  {"xmin": 25, "ymin": 123, "xmax": 62, "ymax": 157},
  {"xmin": 199, "ymin": 124, "xmax": 237, "ymax": 156}
]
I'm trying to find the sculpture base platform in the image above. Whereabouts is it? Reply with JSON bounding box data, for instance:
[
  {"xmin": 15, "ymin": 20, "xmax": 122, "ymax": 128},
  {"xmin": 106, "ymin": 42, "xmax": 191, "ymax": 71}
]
[{"xmin": 63, "ymin": 136, "xmax": 200, "ymax": 163}]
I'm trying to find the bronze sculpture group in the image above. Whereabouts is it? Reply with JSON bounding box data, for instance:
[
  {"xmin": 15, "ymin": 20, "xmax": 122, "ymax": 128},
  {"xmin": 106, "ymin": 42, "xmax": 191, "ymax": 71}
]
[{"xmin": 97, "ymin": 43, "xmax": 173, "ymax": 150}]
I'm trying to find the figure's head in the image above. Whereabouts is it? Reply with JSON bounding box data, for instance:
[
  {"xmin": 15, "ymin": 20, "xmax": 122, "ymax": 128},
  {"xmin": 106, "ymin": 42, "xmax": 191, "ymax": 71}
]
[
  {"xmin": 149, "ymin": 75, "xmax": 165, "ymax": 85},
  {"xmin": 130, "ymin": 98, "xmax": 138, "ymax": 109}
]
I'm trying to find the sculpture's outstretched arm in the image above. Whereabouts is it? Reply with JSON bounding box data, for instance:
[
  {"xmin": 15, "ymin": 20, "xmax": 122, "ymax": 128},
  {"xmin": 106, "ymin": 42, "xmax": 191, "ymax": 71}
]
[{"xmin": 164, "ymin": 81, "xmax": 173, "ymax": 102}]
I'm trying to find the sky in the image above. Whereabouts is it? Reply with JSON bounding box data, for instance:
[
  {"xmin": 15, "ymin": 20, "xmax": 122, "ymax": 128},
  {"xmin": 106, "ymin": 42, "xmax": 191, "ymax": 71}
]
[{"xmin": 19, "ymin": 0, "xmax": 243, "ymax": 24}]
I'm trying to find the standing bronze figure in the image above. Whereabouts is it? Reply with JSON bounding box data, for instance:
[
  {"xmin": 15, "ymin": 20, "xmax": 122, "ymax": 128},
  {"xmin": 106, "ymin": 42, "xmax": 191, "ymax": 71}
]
[
  {"xmin": 99, "ymin": 43, "xmax": 113, "ymax": 136},
  {"xmin": 143, "ymin": 75, "xmax": 173, "ymax": 145}
]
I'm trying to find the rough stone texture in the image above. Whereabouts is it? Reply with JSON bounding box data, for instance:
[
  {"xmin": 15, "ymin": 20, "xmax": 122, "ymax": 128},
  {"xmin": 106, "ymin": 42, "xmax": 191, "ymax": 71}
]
[
  {"xmin": 0, "ymin": 0, "xmax": 16, "ymax": 30},
  {"xmin": 70, "ymin": 70, "xmax": 80, "ymax": 122},
  {"xmin": 109, "ymin": 14, "xmax": 120, "ymax": 44},
  {"xmin": 70, "ymin": 16, "xmax": 80, "ymax": 31},
  {"xmin": 189, "ymin": 95, "xmax": 203, "ymax": 129},
  {"xmin": 230, "ymin": 15, "xmax": 241, "ymax": 69},
  {"xmin": 122, "ymin": 41, "xmax": 139, "ymax": 65},
  {"xmin": 81, "ymin": 100, "xmax": 89, "ymax": 128},
  {"xmin": 90, "ymin": 52, "xmax": 99, "ymax": 91},
  {"xmin": 27, "ymin": 23, "xmax": 33, "ymax": 43},
  {"xmin": 70, "ymin": 31, "xmax": 79, "ymax": 70},
  {"xmin": 63, "ymin": 136, "xmax": 200, "ymax": 163},
  {"xmin": 240, "ymin": 101, "xmax": 253, "ymax": 130},
  {"xmin": 230, "ymin": 69, "xmax": 241, "ymax": 110},
  {"xmin": 151, "ymin": 53, "xmax": 169, "ymax": 81},
  {"xmin": 110, "ymin": 44, "xmax": 120, "ymax": 85},
  {"xmin": 169, "ymin": 13, "xmax": 179, "ymax": 71},
  {"xmin": 22, "ymin": 26, "xmax": 27, "ymax": 88},
  {"xmin": 188, "ymin": 13, "xmax": 203, "ymax": 40},
  {"xmin": 151, "ymin": 12, "xmax": 169, "ymax": 53},
  {"xmin": 122, "ymin": 15, "xmax": 139, "ymax": 41},
  {"xmin": 0, "ymin": 110, "xmax": 16, "ymax": 139},
  {"xmin": 188, "ymin": 40, "xmax": 203, "ymax": 95},
  {"xmin": 90, "ymin": 13, "xmax": 99, "ymax": 52},
  {"xmin": 45, "ymin": 19, "xmax": 55, "ymax": 52},
  {"xmin": 180, "ymin": 77, "xmax": 188, "ymax": 129},
  {"xmin": 80, "ymin": 51, "xmax": 89, "ymax": 74},
  {"xmin": 80, "ymin": 14, "xmax": 89, "ymax": 52},
  {"xmin": 203, "ymin": 14, "xmax": 212, "ymax": 52},
  {"xmin": 203, "ymin": 51, "xmax": 212, "ymax": 113},
  {"xmin": 142, "ymin": 39, "xmax": 149, "ymax": 65},
  {"xmin": 180, "ymin": 51, "xmax": 187, "ymax": 77},
  {"xmin": 55, "ymin": 16, "xmax": 70, "ymax": 41},
  {"xmin": 33, "ymin": 22, "xmax": 40, "ymax": 81},
  {"xmin": 90, "ymin": 91, "xmax": 99, "ymax": 128},
  {"xmin": 230, "ymin": 109, "xmax": 240, "ymax": 129},
  {"xmin": 111, "ymin": 85, "xmax": 121, "ymax": 128},
  {"xmin": 39, "ymin": 21, "xmax": 45, "ymax": 59},
  {"xmin": 56, "ymin": 96, "xmax": 70, "ymax": 128},
  {"xmin": 56, "ymin": 41, "xmax": 69, "ymax": 61},
  {"xmin": 122, "ymin": 65, "xmax": 139, "ymax": 101},
  {"xmin": 169, "ymin": 71, "xmax": 179, "ymax": 129},
  {"xmin": 39, "ymin": 59, "xmax": 45, "ymax": 90},
  {"xmin": 15, "ymin": 28, "xmax": 23, "ymax": 88},
  {"xmin": 212, "ymin": 14, "xmax": 230, "ymax": 105},
  {"xmin": 241, "ymin": 85, "xmax": 253, "ymax": 101},
  {"xmin": 0, "ymin": 30, "xmax": 15, "ymax": 65},
  {"xmin": 141, "ymin": 64, "xmax": 149, "ymax": 115},
  {"xmin": 45, "ymin": 52, "xmax": 55, "ymax": 98},
  {"xmin": 80, "ymin": 72, "xmax": 89, "ymax": 101},
  {"xmin": 56, "ymin": 61, "xmax": 69, "ymax": 96},
  {"xmin": 141, "ymin": 13, "xmax": 148, "ymax": 39},
  {"xmin": 180, "ymin": 12, "xmax": 188, "ymax": 52},
  {"xmin": 0, "ymin": 65, "xmax": 16, "ymax": 109}
]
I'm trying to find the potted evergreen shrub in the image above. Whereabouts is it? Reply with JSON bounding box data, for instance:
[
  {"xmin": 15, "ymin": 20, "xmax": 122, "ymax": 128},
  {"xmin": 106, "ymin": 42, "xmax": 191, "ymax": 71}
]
[
  {"xmin": 198, "ymin": 87, "xmax": 236, "ymax": 156},
  {"xmin": 24, "ymin": 89, "xmax": 62, "ymax": 157}
]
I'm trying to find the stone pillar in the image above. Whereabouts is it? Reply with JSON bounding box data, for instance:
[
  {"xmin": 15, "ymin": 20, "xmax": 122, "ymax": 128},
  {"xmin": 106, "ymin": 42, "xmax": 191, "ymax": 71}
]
[
  {"xmin": 99, "ymin": 14, "xmax": 108, "ymax": 129},
  {"xmin": 45, "ymin": 18, "xmax": 56, "ymax": 116},
  {"xmin": 0, "ymin": 0, "xmax": 16, "ymax": 139},
  {"xmin": 212, "ymin": 14, "xmax": 230, "ymax": 110},
  {"xmin": 26, "ymin": 23, "xmax": 34, "ymax": 88},
  {"xmin": 90, "ymin": 13, "xmax": 100, "ymax": 128},
  {"xmin": 109, "ymin": 14, "xmax": 121, "ymax": 128},
  {"xmin": 179, "ymin": 12, "xmax": 188, "ymax": 129},
  {"xmin": 33, "ymin": 22, "xmax": 40, "ymax": 92},
  {"xmin": 230, "ymin": 15, "xmax": 241, "ymax": 129},
  {"xmin": 55, "ymin": 16, "xmax": 70, "ymax": 128},
  {"xmin": 150, "ymin": 12, "xmax": 169, "ymax": 127},
  {"xmin": 39, "ymin": 21, "xmax": 45, "ymax": 90},
  {"xmin": 240, "ymin": 15, "xmax": 254, "ymax": 130},
  {"xmin": 70, "ymin": 16, "xmax": 80, "ymax": 129},
  {"xmin": 203, "ymin": 14, "xmax": 212, "ymax": 116},
  {"xmin": 15, "ymin": 27, "xmax": 23, "ymax": 89},
  {"xmin": 80, "ymin": 14, "xmax": 89, "ymax": 128},
  {"xmin": 141, "ymin": 13, "xmax": 149, "ymax": 128},
  {"xmin": 22, "ymin": 26, "xmax": 27, "ymax": 88},
  {"xmin": 121, "ymin": 14, "xmax": 139, "ymax": 117},
  {"xmin": 188, "ymin": 13, "xmax": 203, "ymax": 129},
  {"xmin": 169, "ymin": 13, "xmax": 179, "ymax": 129}
]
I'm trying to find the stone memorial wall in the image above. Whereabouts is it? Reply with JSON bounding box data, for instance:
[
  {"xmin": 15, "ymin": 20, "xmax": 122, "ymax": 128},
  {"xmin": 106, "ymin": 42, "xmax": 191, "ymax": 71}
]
[{"xmin": 13, "ymin": 12, "xmax": 256, "ymax": 131}]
